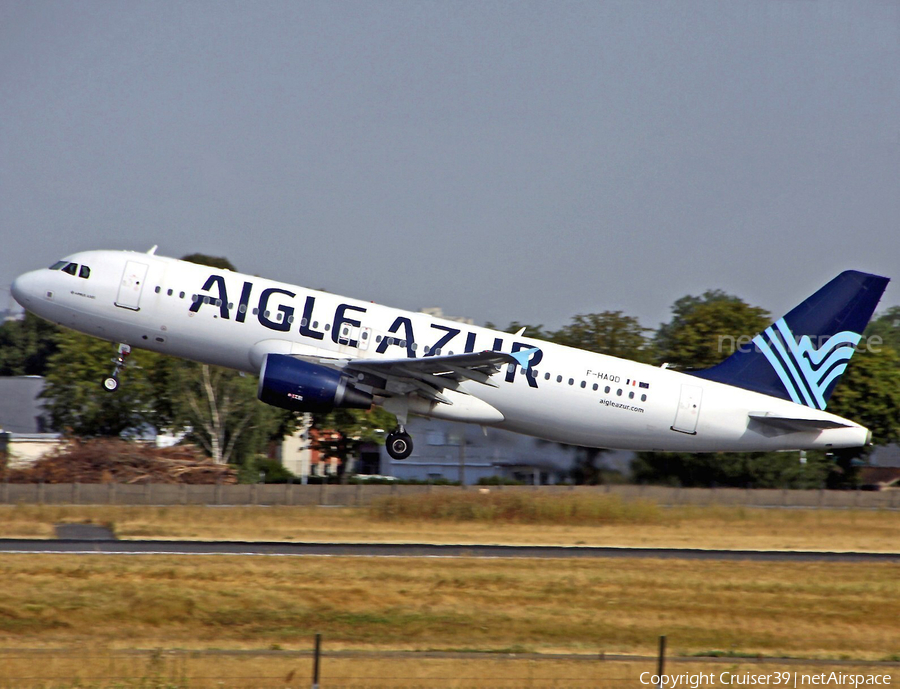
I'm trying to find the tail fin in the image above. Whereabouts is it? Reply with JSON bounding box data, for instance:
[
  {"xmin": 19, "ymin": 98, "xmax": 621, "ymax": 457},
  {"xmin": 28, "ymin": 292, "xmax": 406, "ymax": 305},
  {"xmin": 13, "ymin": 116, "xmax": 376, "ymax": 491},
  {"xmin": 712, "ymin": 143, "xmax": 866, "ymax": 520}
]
[{"xmin": 692, "ymin": 270, "xmax": 889, "ymax": 410}]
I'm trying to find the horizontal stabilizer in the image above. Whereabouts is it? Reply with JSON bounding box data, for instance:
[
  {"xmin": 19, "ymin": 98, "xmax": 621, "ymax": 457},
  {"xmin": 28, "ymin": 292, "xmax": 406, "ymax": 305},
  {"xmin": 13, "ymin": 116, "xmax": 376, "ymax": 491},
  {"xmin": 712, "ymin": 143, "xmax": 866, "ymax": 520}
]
[{"xmin": 748, "ymin": 411, "xmax": 853, "ymax": 432}]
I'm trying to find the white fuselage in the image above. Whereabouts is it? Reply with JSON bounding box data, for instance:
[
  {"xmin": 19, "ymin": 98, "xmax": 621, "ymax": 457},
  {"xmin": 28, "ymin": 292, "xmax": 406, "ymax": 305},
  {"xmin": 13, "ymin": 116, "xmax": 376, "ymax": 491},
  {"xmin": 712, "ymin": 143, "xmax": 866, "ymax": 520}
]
[{"xmin": 11, "ymin": 250, "xmax": 870, "ymax": 452}]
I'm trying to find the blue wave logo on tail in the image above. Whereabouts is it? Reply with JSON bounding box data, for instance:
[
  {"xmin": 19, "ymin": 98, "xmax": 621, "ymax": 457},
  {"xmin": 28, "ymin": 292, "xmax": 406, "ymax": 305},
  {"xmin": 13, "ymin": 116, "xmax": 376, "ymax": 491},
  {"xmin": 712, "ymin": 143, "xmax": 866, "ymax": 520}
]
[
  {"xmin": 752, "ymin": 318, "xmax": 861, "ymax": 410},
  {"xmin": 692, "ymin": 270, "xmax": 889, "ymax": 409}
]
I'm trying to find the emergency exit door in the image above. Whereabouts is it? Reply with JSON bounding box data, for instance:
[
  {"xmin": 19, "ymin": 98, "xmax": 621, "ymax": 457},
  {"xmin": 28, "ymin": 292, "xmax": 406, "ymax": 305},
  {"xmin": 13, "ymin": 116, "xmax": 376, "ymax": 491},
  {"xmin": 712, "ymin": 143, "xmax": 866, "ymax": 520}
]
[{"xmin": 671, "ymin": 384, "xmax": 703, "ymax": 435}]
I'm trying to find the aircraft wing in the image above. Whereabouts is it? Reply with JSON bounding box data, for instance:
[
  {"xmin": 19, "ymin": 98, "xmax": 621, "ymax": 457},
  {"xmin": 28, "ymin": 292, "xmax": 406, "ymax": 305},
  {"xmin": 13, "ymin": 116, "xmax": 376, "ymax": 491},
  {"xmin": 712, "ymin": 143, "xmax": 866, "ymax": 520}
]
[
  {"xmin": 298, "ymin": 349, "xmax": 536, "ymax": 405},
  {"xmin": 747, "ymin": 411, "xmax": 854, "ymax": 432}
]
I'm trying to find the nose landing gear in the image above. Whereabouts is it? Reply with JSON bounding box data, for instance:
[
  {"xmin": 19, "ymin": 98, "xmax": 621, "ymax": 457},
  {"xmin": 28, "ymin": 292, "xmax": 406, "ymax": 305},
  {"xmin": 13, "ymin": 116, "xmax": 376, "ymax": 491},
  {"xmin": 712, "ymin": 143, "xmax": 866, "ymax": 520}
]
[
  {"xmin": 385, "ymin": 426, "xmax": 413, "ymax": 460},
  {"xmin": 102, "ymin": 343, "xmax": 131, "ymax": 392}
]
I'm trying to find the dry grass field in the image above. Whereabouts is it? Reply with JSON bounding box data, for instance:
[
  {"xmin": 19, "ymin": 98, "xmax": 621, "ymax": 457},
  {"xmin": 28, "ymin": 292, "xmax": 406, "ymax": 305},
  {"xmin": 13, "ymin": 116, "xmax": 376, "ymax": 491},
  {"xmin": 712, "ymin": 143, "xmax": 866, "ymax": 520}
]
[
  {"xmin": 0, "ymin": 496, "xmax": 897, "ymax": 687},
  {"xmin": 0, "ymin": 493, "xmax": 898, "ymax": 552},
  {"xmin": 0, "ymin": 554, "xmax": 896, "ymax": 658}
]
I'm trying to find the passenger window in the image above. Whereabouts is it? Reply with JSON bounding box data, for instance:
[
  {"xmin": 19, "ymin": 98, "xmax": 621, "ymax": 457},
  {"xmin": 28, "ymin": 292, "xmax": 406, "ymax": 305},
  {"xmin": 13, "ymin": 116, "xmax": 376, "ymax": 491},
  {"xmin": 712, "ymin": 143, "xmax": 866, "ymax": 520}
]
[
  {"xmin": 62, "ymin": 263, "xmax": 78, "ymax": 276},
  {"xmin": 78, "ymin": 265, "xmax": 91, "ymax": 279},
  {"xmin": 167, "ymin": 289, "xmax": 173, "ymax": 296}
]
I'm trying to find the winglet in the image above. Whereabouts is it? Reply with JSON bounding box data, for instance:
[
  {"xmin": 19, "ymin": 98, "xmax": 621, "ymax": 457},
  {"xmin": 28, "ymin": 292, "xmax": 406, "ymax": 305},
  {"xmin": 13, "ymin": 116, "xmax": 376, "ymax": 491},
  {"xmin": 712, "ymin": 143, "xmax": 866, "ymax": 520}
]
[{"xmin": 510, "ymin": 347, "xmax": 540, "ymax": 370}]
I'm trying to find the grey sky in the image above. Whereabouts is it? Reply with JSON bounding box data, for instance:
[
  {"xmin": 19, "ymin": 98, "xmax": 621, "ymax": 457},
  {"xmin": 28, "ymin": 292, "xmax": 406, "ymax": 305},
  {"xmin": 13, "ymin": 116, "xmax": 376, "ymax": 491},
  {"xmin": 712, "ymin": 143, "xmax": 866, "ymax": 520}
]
[{"xmin": 2, "ymin": 1, "xmax": 898, "ymax": 333}]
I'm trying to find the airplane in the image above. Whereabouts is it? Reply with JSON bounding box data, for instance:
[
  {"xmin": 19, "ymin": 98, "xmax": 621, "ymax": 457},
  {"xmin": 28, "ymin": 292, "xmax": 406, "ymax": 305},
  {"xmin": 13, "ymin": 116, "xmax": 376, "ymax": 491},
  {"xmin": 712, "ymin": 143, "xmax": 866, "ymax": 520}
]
[{"xmin": 10, "ymin": 247, "xmax": 889, "ymax": 460}]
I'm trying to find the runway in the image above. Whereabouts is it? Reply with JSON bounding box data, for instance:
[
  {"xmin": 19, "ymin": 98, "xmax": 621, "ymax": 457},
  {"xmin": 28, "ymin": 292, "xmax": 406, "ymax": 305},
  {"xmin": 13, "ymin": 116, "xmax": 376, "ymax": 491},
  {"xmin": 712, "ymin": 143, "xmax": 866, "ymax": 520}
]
[{"xmin": 0, "ymin": 539, "xmax": 898, "ymax": 562}]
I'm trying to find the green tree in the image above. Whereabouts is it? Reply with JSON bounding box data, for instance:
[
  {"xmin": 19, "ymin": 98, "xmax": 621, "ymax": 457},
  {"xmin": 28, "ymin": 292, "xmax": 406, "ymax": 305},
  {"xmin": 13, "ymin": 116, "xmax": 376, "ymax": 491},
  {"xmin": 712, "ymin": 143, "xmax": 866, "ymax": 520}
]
[
  {"xmin": 631, "ymin": 450, "xmax": 833, "ymax": 489},
  {"xmin": 181, "ymin": 253, "xmax": 237, "ymax": 271},
  {"xmin": 866, "ymin": 306, "xmax": 900, "ymax": 353},
  {"xmin": 654, "ymin": 290, "xmax": 770, "ymax": 369},
  {"xmin": 170, "ymin": 362, "xmax": 291, "ymax": 465},
  {"xmin": 0, "ymin": 312, "xmax": 61, "ymax": 376},
  {"xmin": 823, "ymin": 343, "xmax": 900, "ymax": 486},
  {"xmin": 487, "ymin": 321, "xmax": 553, "ymax": 341},
  {"xmin": 42, "ymin": 332, "xmax": 165, "ymax": 436},
  {"xmin": 553, "ymin": 311, "xmax": 652, "ymax": 362}
]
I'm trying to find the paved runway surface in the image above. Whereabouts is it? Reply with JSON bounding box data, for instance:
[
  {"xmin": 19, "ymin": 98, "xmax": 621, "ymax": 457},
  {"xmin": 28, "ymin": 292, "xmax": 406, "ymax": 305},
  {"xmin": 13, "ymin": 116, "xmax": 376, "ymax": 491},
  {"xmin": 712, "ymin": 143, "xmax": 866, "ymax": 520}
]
[{"xmin": 0, "ymin": 540, "xmax": 897, "ymax": 562}]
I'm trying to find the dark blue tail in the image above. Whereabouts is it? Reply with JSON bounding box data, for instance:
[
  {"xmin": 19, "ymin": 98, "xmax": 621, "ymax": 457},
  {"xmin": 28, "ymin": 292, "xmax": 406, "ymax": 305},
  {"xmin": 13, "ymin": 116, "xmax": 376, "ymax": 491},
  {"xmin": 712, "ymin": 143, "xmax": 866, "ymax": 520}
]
[{"xmin": 691, "ymin": 270, "xmax": 889, "ymax": 410}]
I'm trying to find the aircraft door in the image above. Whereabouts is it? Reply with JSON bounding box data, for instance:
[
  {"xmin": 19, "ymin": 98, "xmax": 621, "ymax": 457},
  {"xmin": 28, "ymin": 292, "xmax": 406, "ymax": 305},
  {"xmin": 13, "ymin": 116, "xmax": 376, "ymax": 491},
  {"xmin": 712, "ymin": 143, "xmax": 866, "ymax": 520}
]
[
  {"xmin": 338, "ymin": 323, "xmax": 370, "ymax": 352},
  {"xmin": 671, "ymin": 384, "xmax": 703, "ymax": 435},
  {"xmin": 115, "ymin": 261, "xmax": 149, "ymax": 311},
  {"xmin": 358, "ymin": 327, "xmax": 372, "ymax": 351}
]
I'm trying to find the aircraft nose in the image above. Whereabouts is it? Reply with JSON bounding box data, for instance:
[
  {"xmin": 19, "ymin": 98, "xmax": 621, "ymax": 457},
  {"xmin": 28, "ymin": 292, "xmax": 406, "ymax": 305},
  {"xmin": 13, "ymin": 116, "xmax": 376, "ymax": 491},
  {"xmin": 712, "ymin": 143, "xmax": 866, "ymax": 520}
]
[{"xmin": 10, "ymin": 270, "xmax": 42, "ymax": 308}]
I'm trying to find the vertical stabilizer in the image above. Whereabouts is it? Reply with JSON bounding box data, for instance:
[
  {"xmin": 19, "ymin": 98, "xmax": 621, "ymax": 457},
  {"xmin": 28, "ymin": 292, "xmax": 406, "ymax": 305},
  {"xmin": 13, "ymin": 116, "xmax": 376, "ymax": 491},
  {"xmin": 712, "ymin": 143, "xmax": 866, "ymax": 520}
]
[{"xmin": 691, "ymin": 271, "xmax": 889, "ymax": 409}]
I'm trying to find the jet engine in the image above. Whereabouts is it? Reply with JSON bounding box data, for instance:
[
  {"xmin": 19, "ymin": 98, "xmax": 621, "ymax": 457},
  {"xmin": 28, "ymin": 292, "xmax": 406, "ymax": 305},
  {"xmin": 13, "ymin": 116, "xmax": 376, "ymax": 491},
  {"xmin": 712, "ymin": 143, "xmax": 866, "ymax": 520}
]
[{"xmin": 257, "ymin": 354, "xmax": 373, "ymax": 412}]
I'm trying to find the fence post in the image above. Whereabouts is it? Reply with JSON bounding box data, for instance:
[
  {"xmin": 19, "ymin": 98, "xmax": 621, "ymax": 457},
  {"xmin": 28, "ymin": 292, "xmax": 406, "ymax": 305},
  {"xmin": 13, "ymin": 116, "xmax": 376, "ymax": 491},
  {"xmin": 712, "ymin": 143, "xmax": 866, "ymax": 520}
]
[
  {"xmin": 312, "ymin": 632, "xmax": 321, "ymax": 689},
  {"xmin": 656, "ymin": 635, "xmax": 666, "ymax": 689}
]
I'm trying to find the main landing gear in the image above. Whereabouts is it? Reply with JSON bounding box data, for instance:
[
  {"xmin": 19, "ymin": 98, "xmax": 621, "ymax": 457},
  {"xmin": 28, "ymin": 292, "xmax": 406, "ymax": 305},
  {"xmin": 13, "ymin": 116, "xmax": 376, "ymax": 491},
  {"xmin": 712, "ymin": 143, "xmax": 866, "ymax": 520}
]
[
  {"xmin": 385, "ymin": 426, "xmax": 413, "ymax": 460},
  {"xmin": 102, "ymin": 343, "xmax": 131, "ymax": 392}
]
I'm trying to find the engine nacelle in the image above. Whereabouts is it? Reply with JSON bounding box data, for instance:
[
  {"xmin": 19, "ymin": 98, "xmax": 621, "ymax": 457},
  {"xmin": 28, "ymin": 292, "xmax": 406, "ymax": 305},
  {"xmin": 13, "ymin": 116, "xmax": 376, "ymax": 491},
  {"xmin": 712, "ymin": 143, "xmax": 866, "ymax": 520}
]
[{"xmin": 258, "ymin": 354, "xmax": 373, "ymax": 412}]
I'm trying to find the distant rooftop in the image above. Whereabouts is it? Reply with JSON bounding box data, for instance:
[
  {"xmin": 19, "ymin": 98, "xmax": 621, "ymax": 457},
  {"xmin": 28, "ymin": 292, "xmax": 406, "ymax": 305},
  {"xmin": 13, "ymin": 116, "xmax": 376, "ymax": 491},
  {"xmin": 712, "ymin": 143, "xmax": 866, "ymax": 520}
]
[{"xmin": 0, "ymin": 376, "xmax": 51, "ymax": 434}]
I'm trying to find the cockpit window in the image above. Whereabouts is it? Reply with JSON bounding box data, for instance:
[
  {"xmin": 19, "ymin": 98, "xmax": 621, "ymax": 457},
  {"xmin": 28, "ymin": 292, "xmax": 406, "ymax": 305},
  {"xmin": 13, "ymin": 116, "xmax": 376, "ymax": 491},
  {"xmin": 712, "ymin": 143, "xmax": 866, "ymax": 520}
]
[
  {"xmin": 79, "ymin": 265, "xmax": 91, "ymax": 279},
  {"xmin": 61, "ymin": 263, "xmax": 78, "ymax": 276},
  {"xmin": 49, "ymin": 260, "xmax": 68, "ymax": 270}
]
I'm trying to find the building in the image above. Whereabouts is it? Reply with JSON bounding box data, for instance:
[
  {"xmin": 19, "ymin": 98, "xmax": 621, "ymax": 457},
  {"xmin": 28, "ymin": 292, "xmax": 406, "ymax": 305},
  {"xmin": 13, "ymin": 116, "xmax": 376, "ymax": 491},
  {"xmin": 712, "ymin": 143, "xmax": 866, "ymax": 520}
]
[
  {"xmin": 376, "ymin": 416, "xmax": 631, "ymax": 485},
  {"xmin": 0, "ymin": 376, "xmax": 64, "ymax": 469}
]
